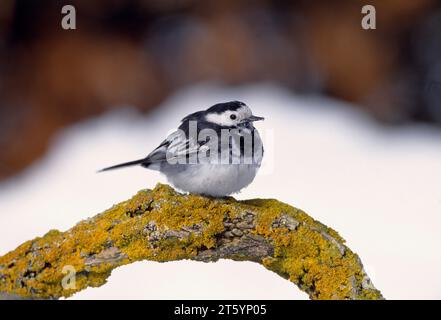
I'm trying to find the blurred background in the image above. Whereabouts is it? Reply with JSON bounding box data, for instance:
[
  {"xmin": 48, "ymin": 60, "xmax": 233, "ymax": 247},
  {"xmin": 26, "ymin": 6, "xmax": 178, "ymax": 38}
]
[
  {"xmin": 0, "ymin": 0, "xmax": 441, "ymax": 299},
  {"xmin": 1, "ymin": 0, "xmax": 441, "ymax": 180}
]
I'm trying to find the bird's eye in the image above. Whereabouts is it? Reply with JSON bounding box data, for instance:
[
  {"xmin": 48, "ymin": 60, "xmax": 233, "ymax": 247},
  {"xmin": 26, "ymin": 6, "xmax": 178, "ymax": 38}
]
[{"xmin": 230, "ymin": 114, "xmax": 237, "ymax": 120}]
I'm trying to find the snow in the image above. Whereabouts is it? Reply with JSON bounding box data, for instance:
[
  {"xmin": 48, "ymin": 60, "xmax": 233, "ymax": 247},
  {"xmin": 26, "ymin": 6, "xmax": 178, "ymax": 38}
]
[{"xmin": 0, "ymin": 83, "xmax": 440, "ymax": 299}]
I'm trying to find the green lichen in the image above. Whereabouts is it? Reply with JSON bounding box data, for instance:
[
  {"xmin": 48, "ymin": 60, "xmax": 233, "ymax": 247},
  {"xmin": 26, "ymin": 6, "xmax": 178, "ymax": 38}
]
[{"xmin": 0, "ymin": 183, "xmax": 383, "ymax": 300}]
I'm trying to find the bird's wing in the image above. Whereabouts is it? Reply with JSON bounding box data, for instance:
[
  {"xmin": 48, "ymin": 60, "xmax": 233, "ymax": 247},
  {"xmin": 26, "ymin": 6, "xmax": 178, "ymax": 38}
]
[{"xmin": 142, "ymin": 130, "xmax": 207, "ymax": 169}]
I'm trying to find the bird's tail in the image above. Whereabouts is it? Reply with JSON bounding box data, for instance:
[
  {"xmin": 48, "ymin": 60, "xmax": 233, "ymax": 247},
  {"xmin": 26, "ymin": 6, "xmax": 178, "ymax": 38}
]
[{"xmin": 98, "ymin": 159, "xmax": 145, "ymax": 172}]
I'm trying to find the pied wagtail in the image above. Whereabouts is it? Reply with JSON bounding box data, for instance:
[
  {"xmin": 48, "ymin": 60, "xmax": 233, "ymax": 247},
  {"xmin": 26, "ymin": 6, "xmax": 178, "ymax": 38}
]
[{"xmin": 100, "ymin": 101, "xmax": 264, "ymax": 197}]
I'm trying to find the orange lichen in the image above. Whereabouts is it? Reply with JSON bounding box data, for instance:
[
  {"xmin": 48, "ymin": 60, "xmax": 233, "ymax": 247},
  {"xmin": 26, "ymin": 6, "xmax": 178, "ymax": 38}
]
[{"xmin": 0, "ymin": 183, "xmax": 382, "ymax": 300}]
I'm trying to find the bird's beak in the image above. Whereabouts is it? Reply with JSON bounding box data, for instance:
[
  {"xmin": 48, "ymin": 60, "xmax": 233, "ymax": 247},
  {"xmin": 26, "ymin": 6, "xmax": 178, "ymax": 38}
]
[{"xmin": 245, "ymin": 115, "xmax": 265, "ymax": 122}]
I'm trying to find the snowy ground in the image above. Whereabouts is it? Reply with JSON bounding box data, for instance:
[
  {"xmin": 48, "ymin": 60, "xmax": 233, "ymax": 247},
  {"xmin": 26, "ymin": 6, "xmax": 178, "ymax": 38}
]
[{"xmin": 0, "ymin": 84, "xmax": 440, "ymax": 299}]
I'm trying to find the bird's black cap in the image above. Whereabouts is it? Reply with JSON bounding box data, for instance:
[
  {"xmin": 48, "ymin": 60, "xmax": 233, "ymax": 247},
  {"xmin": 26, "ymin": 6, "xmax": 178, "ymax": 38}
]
[
  {"xmin": 181, "ymin": 101, "xmax": 247, "ymax": 122},
  {"xmin": 206, "ymin": 101, "xmax": 246, "ymax": 114}
]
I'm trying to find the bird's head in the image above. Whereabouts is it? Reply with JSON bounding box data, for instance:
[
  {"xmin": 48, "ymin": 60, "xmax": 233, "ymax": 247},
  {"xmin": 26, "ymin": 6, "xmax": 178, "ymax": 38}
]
[{"xmin": 204, "ymin": 101, "xmax": 264, "ymax": 128}]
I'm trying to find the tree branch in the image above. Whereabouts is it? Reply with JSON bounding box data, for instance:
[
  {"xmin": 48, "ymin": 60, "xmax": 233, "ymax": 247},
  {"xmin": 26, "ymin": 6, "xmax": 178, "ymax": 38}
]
[{"xmin": 0, "ymin": 184, "xmax": 383, "ymax": 300}]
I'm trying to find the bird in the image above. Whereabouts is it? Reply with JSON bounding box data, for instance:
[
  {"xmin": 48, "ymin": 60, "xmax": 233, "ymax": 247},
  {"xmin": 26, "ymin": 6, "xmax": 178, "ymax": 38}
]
[{"xmin": 99, "ymin": 101, "xmax": 264, "ymax": 197}]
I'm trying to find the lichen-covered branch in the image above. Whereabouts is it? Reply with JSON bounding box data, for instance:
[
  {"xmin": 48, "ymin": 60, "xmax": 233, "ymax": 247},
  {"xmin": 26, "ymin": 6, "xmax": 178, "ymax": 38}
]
[{"xmin": 0, "ymin": 184, "xmax": 383, "ymax": 300}]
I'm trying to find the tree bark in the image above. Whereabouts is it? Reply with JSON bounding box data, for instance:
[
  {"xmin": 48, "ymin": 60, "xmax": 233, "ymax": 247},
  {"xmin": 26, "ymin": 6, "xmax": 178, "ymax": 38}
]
[{"xmin": 0, "ymin": 184, "xmax": 383, "ymax": 300}]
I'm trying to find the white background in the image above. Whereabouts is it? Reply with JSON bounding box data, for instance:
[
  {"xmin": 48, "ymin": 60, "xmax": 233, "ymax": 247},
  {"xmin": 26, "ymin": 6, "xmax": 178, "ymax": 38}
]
[{"xmin": 0, "ymin": 84, "xmax": 440, "ymax": 299}]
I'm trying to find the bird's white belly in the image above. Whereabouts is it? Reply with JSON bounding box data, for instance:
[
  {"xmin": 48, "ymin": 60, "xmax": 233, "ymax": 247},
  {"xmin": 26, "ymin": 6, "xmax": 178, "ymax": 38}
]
[{"xmin": 165, "ymin": 164, "xmax": 259, "ymax": 197}]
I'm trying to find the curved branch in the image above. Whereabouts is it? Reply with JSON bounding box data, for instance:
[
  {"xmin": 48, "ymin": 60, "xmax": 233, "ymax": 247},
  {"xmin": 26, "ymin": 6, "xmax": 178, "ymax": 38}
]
[{"xmin": 0, "ymin": 184, "xmax": 383, "ymax": 300}]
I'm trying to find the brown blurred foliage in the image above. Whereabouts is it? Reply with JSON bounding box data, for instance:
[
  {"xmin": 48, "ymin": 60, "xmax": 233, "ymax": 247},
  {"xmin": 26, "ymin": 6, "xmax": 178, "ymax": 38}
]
[{"xmin": 0, "ymin": 0, "xmax": 439, "ymax": 180}]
